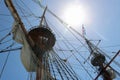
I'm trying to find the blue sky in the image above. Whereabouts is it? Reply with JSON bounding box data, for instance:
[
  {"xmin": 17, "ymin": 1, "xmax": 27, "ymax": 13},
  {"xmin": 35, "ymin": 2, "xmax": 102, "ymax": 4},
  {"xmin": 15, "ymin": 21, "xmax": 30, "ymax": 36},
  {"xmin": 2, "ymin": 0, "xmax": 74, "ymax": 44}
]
[{"xmin": 0, "ymin": 0, "xmax": 120, "ymax": 80}]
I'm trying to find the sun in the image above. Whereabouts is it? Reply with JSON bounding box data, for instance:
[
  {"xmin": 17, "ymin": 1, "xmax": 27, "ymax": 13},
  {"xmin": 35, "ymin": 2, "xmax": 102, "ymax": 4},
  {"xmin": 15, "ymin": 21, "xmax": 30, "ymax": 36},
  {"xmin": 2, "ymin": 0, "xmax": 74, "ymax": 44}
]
[{"xmin": 62, "ymin": 4, "xmax": 88, "ymax": 27}]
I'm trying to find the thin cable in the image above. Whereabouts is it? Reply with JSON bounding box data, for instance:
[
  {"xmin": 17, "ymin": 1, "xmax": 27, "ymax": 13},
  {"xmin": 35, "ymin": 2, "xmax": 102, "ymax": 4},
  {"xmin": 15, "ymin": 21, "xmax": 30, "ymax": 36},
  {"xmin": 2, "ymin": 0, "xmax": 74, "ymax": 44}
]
[
  {"xmin": 53, "ymin": 49, "xmax": 80, "ymax": 80},
  {"xmin": 0, "ymin": 47, "xmax": 21, "ymax": 53},
  {"xmin": 51, "ymin": 51, "xmax": 70, "ymax": 80},
  {"xmin": 102, "ymin": 51, "xmax": 120, "ymax": 67},
  {"xmin": 51, "ymin": 52, "xmax": 64, "ymax": 80},
  {"xmin": 0, "ymin": 52, "xmax": 10, "ymax": 79},
  {"xmin": 47, "ymin": 19, "xmax": 95, "ymax": 79},
  {"xmin": 48, "ymin": 19, "xmax": 95, "ymax": 69},
  {"xmin": 0, "ymin": 42, "xmax": 15, "ymax": 51},
  {"xmin": 14, "ymin": 0, "xmax": 33, "ymax": 27},
  {"xmin": 0, "ymin": 39, "xmax": 12, "ymax": 45},
  {"xmin": 0, "ymin": 32, "xmax": 11, "ymax": 43},
  {"xmin": 55, "ymin": 42, "xmax": 80, "ymax": 79},
  {"xmin": 0, "ymin": 42, "xmax": 14, "ymax": 79},
  {"xmin": 33, "ymin": 0, "xmax": 69, "ymax": 27},
  {"xmin": 49, "ymin": 54, "xmax": 57, "ymax": 79},
  {"xmin": 20, "ymin": 0, "xmax": 40, "ymax": 18},
  {"xmin": 101, "ymin": 45, "xmax": 120, "ymax": 48},
  {"xmin": 54, "ymin": 52, "xmax": 74, "ymax": 79}
]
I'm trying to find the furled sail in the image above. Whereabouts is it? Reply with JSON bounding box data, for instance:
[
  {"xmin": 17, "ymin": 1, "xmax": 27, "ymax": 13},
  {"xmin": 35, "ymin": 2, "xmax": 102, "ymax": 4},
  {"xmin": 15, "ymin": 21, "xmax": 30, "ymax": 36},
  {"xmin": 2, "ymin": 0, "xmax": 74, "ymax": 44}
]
[{"xmin": 12, "ymin": 21, "xmax": 37, "ymax": 72}]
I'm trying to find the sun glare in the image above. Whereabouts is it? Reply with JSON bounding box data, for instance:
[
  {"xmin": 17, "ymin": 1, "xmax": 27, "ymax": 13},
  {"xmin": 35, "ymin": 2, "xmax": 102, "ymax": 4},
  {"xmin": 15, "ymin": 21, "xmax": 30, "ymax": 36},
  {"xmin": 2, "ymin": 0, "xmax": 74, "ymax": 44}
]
[{"xmin": 62, "ymin": 4, "xmax": 88, "ymax": 27}]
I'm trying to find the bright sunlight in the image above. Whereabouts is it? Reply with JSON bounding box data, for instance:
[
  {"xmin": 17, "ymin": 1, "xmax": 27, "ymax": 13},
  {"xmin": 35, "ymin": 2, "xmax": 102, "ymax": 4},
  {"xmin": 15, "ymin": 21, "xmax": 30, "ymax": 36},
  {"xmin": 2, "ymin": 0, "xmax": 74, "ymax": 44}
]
[{"xmin": 62, "ymin": 4, "xmax": 89, "ymax": 27}]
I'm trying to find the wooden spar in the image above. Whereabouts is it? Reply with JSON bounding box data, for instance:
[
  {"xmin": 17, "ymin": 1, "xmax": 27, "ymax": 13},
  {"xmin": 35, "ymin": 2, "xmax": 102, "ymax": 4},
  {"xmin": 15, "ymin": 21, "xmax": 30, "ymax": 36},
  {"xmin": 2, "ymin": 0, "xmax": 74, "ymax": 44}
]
[
  {"xmin": 94, "ymin": 50, "xmax": 120, "ymax": 80},
  {"xmin": 39, "ymin": 6, "xmax": 47, "ymax": 27},
  {"xmin": 4, "ymin": 0, "xmax": 34, "ymax": 47},
  {"xmin": 36, "ymin": 7, "xmax": 47, "ymax": 80}
]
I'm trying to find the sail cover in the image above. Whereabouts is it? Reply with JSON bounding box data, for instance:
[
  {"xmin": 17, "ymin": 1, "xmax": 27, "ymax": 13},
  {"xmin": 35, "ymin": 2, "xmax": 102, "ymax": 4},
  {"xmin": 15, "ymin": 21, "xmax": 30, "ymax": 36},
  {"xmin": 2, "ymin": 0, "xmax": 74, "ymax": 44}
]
[{"xmin": 12, "ymin": 21, "xmax": 37, "ymax": 72}]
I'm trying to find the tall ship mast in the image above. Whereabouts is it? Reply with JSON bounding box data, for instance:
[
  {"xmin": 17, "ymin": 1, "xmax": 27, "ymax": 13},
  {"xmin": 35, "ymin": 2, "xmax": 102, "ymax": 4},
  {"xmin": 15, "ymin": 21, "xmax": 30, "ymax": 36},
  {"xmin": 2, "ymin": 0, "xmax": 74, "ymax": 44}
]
[{"xmin": 0, "ymin": 0, "xmax": 120, "ymax": 80}]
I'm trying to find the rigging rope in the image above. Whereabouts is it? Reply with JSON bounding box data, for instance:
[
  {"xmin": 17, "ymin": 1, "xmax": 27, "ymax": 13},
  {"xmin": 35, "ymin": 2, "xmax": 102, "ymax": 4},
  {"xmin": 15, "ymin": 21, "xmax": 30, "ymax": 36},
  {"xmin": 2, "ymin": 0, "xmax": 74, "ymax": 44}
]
[
  {"xmin": 0, "ymin": 47, "xmax": 21, "ymax": 53},
  {"xmin": 1, "ymin": 43, "xmax": 15, "ymax": 51},
  {"xmin": 0, "ymin": 42, "xmax": 14, "ymax": 79},
  {"xmin": 103, "ymin": 51, "xmax": 120, "ymax": 67},
  {"xmin": 53, "ymin": 49, "xmax": 79, "ymax": 80},
  {"xmin": 55, "ymin": 42, "xmax": 82, "ymax": 80},
  {"xmin": 0, "ymin": 39, "xmax": 12, "ymax": 45},
  {"xmin": 20, "ymin": 0, "xmax": 40, "ymax": 18},
  {"xmin": 14, "ymin": 0, "xmax": 33, "ymax": 27},
  {"xmin": 49, "ymin": 54, "xmax": 57, "ymax": 79},
  {"xmin": 55, "ymin": 53, "xmax": 74, "ymax": 79},
  {"xmin": 0, "ymin": 52, "xmax": 10, "ymax": 79},
  {"xmin": 52, "ymin": 52, "xmax": 70, "ymax": 80},
  {"xmin": 51, "ymin": 52, "xmax": 64, "ymax": 80},
  {"xmin": 47, "ymin": 20, "xmax": 82, "ymax": 79},
  {"xmin": 0, "ymin": 32, "xmax": 11, "ymax": 43},
  {"xmin": 32, "ymin": 0, "xmax": 69, "ymax": 27},
  {"xmin": 47, "ymin": 19, "xmax": 95, "ymax": 79}
]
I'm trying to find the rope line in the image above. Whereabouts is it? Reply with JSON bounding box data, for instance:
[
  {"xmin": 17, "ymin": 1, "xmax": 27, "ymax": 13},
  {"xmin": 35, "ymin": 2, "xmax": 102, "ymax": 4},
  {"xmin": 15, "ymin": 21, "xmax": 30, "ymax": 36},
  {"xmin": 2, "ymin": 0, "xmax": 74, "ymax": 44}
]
[{"xmin": 0, "ymin": 42, "xmax": 14, "ymax": 79}]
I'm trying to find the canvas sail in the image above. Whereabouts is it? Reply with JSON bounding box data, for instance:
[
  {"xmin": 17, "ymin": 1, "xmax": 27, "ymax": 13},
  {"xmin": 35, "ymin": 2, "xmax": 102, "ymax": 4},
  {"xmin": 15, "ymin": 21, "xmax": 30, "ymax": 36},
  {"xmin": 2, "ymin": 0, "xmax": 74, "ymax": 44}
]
[{"xmin": 12, "ymin": 21, "xmax": 37, "ymax": 72}]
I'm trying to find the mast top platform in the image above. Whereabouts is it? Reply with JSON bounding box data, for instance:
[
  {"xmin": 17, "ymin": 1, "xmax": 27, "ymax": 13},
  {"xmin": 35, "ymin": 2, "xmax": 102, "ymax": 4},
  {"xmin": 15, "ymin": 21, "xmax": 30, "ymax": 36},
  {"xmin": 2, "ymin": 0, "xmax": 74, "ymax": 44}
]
[{"xmin": 28, "ymin": 26, "xmax": 56, "ymax": 51}]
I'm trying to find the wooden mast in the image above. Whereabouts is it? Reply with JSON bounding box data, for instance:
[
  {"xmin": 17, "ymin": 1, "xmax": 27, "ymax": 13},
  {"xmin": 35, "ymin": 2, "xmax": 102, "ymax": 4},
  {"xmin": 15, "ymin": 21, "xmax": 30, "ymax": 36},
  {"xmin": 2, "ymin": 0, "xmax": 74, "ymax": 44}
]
[
  {"xmin": 5, "ymin": 1, "xmax": 55, "ymax": 80},
  {"xmin": 70, "ymin": 27, "xmax": 118, "ymax": 80},
  {"xmin": 36, "ymin": 7, "xmax": 47, "ymax": 80},
  {"xmin": 4, "ymin": 0, "xmax": 41, "ymax": 80}
]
